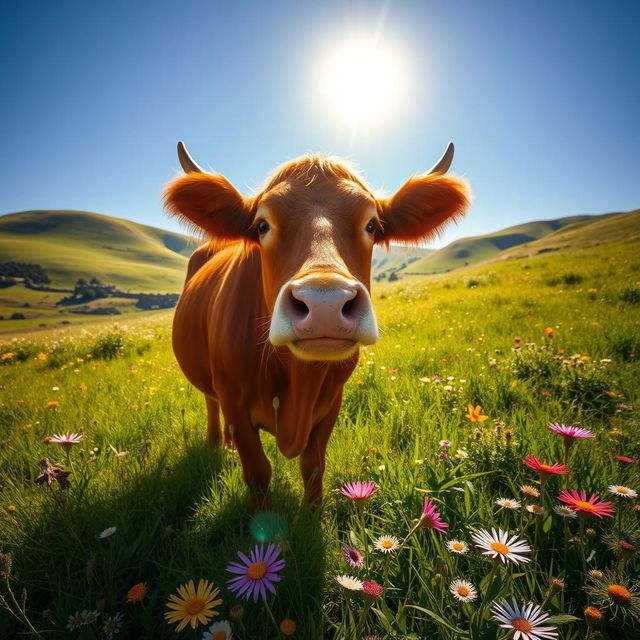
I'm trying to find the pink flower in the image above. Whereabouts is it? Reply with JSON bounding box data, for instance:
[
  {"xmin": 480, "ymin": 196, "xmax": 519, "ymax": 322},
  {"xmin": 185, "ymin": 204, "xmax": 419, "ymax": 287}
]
[
  {"xmin": 523, "ymin": 455, "xmax": 569, "ymax": 479},
  {"xmin": 362, "ymin": 581, "xmax": 384, "ymax": 598},
  {"xmin": 558, "ymin": 490, "xmax": 615, "ymax": 519},
  {"xmin": 343, "ymin": 545, "xmax": 363, "ymax": 569},
  {"xmin": 48, "ymin": 432, "xmax": 83, "ymax": 453},
  {"xmin": 547, "ymin": 423, "xmax": 594, "ymax": 440},
  {"xmin": 615, "ymin": 455, "xmax": 636, "ymax": 465},
  {"xmin": 419, "ymin": 497, "xmax": 448, "ymax": 533},
  {"xmin": 339, "ymin": 481, "xmax": 377, "ymax": 502}
]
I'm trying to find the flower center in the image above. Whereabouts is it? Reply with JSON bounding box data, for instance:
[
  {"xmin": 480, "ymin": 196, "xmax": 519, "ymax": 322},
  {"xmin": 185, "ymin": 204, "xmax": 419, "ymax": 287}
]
[
  {"xmin": 382, "ymin": 540, "xmax": 393, "ymax": 549},
  {"xmin": 212, "ymin": 632, "xmax": 227, "ymax": 640},
  {"xmin": 453, "ymin": 543, "xmax": 463, "ymax": 551},
  {"xmin": 490, "ymin": 542, "xmax": 510, "ymax": 555},
  {"xmin": 574, "ymin": 500, "xmax": 595, "ymax": 511},
  {"xmin": 607, "ymin": 584, "xmax": 631, "ymax": 604},
  {"xmin": 185, "ymin": 598, "xmax": 205, "ymax": 615},
  {"xmin": 618, "ymin": 487, "xmax": 629, "ymax": 494},
  {"xmin": 248, "ymin": 561, "xmax": 267, "ymax": 580},
  {"xmin": 511, "ymin": 617, "xmax": 533, "ymax": 632},
  {"xmin": 457, "ymin": 586, "xmax": 469, "ymax": 597}
]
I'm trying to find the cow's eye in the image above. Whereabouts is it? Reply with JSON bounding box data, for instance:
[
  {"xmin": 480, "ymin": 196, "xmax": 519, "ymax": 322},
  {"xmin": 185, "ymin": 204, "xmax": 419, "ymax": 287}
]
[
  {"xmin": 365, "ymin": 219, "xmax": 377, "ymax": 234},
  {"xmin": 257, "ymin": 220, "xmax": 270, "ymax": 235}
]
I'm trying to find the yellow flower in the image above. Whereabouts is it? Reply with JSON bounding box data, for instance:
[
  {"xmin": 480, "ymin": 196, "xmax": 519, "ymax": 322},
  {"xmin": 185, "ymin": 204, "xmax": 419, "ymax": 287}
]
[
  {"xmin": 465, "ymin": 405, "xmax": 488, "ymax": 422},
  {"xmin": 164, "ymin": 579, "xmax": 221, "ymax": 631},
  {"xmin": 1, "ymin": 352, "xmax": 15, "ymax": 360},
  {"xmin": 37, "ymin": 352, "xmax": 48, "ymax": 360},
  {"xmin": 126, "ymin": 582, "xmax": 148, "ymax": 603}
]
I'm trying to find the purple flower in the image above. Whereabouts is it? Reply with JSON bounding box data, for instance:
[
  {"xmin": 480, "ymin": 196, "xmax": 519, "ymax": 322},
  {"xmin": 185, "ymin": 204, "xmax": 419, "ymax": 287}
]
[
  {"xmin": 35, "ymin": 458, "xmax": 71, "ymax": 490},
  {"xmin": 343, "ymin": 545, "xmax": 364, "ymax": 568},
  {"xmin": 226, "ymin": 544, "xmax": 285, "ymax": 602}
]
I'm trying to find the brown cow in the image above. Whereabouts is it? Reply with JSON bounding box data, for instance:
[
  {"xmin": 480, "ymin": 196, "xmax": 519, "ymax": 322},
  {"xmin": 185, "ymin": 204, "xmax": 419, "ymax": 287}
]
[{"xmin": 166, "ymin": 142, "xmax": 470, "ymax": 508}]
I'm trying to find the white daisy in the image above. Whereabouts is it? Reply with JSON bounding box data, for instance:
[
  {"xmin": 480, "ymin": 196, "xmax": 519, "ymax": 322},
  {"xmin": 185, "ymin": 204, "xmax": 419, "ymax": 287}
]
[
  {"xmin": 608, "ymin": 485, "xmax": 637, "ymax": 499},
  {"xmin": 491, "ymin": 597, "xmax": 558, "ymax": 639},
  {"xmin": 202, "ymin": 620, "xmax": 233, "ymax": 640},
  {"xmin": 446, "ymin": 539, "xmax": 469, "ymax": 554},
  {"xmin": 526, "ymin": 504, "xmax": 545, "ymax": 516},
  {"xmin": 454, "ymin": 450, "xmax": 469, "ymax": 460},
  {"xmin": 373, "ymin": 535, "xmax": 400, "ymax": 553},
  {"xmin": 471, "ymin": 528, "xmax": 531, "ymax": 565},
  {"xmin": 99, "ymin": 526, "xmax": 117, "ymax": 539},
  {"xmin": 102, "ymin": 612, "xmax": 124, "ymax": 639},
  {"xmin": 449, "ymin": 579, "xmax": 478, "ymax": 603},
  {"xmin": 336, "ymin": 574, "xmax": 364, "ymax": 591},
  {"xmin": 66, "ymin": 611, "xmax": 86, "ymax": 631},
  {"xmin": 553, "ymin": 505, "xmax": 577, "ymax": 518},
  {"xmin": 496, "ymin": 498, "xmax": 521, "ymax": 510},
  {"xmin": 82, "ymin": 609, "xmax": 100, "ymax": 625}
]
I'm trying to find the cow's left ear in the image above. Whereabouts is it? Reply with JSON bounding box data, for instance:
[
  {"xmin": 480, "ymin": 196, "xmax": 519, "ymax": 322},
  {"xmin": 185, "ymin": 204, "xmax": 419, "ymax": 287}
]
[
  {"xmin": 164, "ymin": 172, "xmax": 254, "ymax": 241},
  {"xmin": 377, "ymin": 173, "xmax": 470, "ymax": 243}
]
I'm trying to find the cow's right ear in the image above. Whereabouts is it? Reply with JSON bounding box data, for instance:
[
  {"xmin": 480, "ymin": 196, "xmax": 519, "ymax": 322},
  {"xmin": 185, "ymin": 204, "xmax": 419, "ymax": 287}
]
[{"xmin": 164, "ymin": 172, "xmax": 254, "ymax": 241}]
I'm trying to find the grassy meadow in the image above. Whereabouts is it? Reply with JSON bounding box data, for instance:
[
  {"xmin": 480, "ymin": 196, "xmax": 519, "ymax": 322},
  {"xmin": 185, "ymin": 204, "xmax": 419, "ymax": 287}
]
[{"xmin": 1, "ymin": 236, "xmax": 639, "ymax": 639}]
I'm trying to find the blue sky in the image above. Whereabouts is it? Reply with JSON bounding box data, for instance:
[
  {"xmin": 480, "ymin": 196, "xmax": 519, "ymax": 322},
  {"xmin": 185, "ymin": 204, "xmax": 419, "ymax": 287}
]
[{"xmin": 1, "ymin": 0, "xmax": 639, "ymax": 247}]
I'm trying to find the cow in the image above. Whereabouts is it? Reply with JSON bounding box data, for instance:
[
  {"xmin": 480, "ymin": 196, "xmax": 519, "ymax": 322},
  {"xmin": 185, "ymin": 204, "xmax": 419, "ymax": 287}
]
[{"xmin": 166, "ymin": 142, "xmax": 470, "ymax": 509}]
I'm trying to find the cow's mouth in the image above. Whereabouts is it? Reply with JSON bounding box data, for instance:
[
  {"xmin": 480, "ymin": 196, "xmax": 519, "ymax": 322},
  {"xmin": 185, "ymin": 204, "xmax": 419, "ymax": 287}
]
[{"xmin": 290, "ymin": 338, "xmax": 357, "ymax": 361}]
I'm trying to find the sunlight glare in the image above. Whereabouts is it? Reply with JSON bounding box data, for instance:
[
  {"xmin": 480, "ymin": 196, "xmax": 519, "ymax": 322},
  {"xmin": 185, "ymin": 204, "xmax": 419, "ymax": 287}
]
[{"xmin": 320, "ymin": 37, "xmax": 404, "ymax": 127}]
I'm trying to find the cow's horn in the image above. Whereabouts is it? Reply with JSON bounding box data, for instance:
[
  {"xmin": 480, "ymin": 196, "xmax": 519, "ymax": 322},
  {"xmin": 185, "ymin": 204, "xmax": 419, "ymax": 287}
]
[
  {"xmin": 426, "ymin": 142, "xmax": 454, "ymax": 175},
  {"xmin": 177, "ymin": 141, "xmax": 205, "ymax": 174}
]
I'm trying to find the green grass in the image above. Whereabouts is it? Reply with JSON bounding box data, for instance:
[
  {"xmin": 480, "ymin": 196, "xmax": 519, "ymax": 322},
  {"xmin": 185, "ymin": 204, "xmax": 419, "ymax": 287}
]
[
  {"xmin": 402, "ymin": 211, "xmax": 620, "ymax": 275},
  {"xmin": 1, "ymin": 238, "xmax": 639, "ymax": 639},
  {"xmin": 0, "ymin": 210, "xmax": 197, "ymax": 292}
]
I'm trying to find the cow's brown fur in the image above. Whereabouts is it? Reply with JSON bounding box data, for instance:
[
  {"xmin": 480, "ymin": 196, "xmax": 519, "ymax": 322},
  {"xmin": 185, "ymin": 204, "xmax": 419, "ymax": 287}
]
[{"xmin": 166, "ymin": 154, "xmax": 470, "ymax": 508}]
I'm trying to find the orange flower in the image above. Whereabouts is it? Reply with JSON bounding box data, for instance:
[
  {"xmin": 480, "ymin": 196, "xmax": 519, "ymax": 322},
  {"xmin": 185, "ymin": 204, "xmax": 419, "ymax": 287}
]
[
  {"xmin": 544, "ymin": 327, "xmax": 555, "ymax": 338},
  {"xmin": 45, "ymin": 401, "xmax": 59, "ymax": 408},
  {"xmin": 465, "ymin": 405, "xmax": 488, "ymax": 422},
  {"xmin": 280, "ymin": 619, "xmax": 297, "ymax": 635},
  {"xmin": 126, "ymin": 582, "xmax": 148, "ymax": 603}
]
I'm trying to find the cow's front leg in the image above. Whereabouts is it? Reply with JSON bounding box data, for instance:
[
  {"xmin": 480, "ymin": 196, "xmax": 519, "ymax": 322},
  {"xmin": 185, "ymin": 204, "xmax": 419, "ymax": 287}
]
[
  {"xmin": 300, "ymin": 396, "xmax": 342, "ymax": 508},
  {"xmin": 233, "ymin": 421, "xmax": 272, "ymax": 512}
]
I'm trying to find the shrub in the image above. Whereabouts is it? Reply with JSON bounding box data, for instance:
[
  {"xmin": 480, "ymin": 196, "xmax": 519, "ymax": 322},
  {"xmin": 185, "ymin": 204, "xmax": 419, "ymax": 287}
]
[{"xmin": 619, "ymin": 285, "xmax": 640, "ymax": 304}]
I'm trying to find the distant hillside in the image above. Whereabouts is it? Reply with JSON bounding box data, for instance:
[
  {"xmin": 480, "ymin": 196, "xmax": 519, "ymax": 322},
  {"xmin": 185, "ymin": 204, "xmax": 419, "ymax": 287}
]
[
  {"xmin": 402, "ymin": 213, "xmax": 618, "ymax": 275},
  {"xmin": 372, "ymin": 245, "xmax": 432, "ymax": 278},
  {"xmin": 0, "ymin": 210, "xmax": 197, "ymax": 292},
  {"xmin": 481, "ymin": 209, "xmax": 640, "ymax": 264}
]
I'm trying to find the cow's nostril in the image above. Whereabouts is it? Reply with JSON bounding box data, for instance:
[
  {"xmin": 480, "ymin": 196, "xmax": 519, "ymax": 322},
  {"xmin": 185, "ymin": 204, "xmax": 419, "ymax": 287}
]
[
  {"xmin": 289, "ymin": 291, "xmax": 309, "ymax": 318},
  {"xmin": 341, "ymin": 292, "xmax": 359, "ymax": 319}
]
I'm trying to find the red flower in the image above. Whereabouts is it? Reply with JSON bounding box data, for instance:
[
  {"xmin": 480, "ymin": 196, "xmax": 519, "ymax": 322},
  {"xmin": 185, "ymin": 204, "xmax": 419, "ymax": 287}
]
[
  {"xmin": 558, "ymin": 490, "xmax": 615, "ymax": 518},
  {"xmin": 362, "ymin": 581, "xmax": 384, "ymax": 598},
  {"xmin": 614, "ymin": 455, "xmax": 636, "ymax": 465},
  {"xmin": 523, "ymin": 455, "xmax": 569, "ymax": 478}
]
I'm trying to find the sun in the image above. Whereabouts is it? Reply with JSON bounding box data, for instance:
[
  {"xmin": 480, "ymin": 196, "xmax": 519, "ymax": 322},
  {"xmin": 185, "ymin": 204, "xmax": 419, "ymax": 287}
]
[{"xmin": 320, "ymin": 37, "xmax": 405, "ymax": 127}]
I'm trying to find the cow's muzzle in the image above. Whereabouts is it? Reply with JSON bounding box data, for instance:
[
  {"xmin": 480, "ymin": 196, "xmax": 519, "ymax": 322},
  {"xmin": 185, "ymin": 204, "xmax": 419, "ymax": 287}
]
[{"xmin": 269, "ymin": 276, "xmax": 379, "ymax": 361}]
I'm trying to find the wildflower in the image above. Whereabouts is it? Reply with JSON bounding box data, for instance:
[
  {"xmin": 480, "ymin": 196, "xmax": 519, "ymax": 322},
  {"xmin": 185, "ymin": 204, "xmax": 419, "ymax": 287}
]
[
  {"xmin": 336, "ymin": 574, "xmax": 364, "ymax": 591},
  {"xmin": 126, "ymin": 582, "xmax": 148, "ymax": 603},
  {"xmin": 544, "ymin": 327, "xmax": 555, "ymax": 338},
  {"xmin": 466, "ymin": 405, "xmax": 488, "ymax": 422},
  {"xmin": 102, "ymin": 612, "xmax": 124, "ymax": 638},
  {"xmin": 446, "ymin": 540, "xmax": 469, "ymax": 554},
  {"xmin": 520, "ymin": 485, "xmax": 540, "ymax": 499},
  {"xmin": 619, "ymin": 540, "xmax": 636, "ymax": 556},
  {"xmin": 339, "ymin": 481, "xmax": 377, "ymax": 503},
  {"xmin": 608, "ymin": 485, "xmax": 637, "ymax": 498},
  {"xmin": 547, "ymin": 423, "xmax": 594, "ymax": 451},
  {"xmin": 614, "ymin": 455, "xmax": 636, "ymax": 464},
  {"xmin": 419, "ymin": 497, "xmax": 448, "ymax": 533},
  {"xmin": 362, "ymin": 580, "xmax": 384, "ymax": 600},
  {"xmin": 279, "ymin": 618, "xmax": 296, "ymax": 636},
  {"xmin": 373, "ymin": 535, "xmax": 400, "ymax": 553},
  {"xmin": 164, "ymin": 579, "xmax": 222, "ymax": 631},
  {"xmin": 590, "ymin": 570, "xmax": 604, "ymax": 579},
  {"xmin": 584, "ymin": 606, "xmax": 603, "ymax": 627},
  {"xmin": 226, "ymin": 544, "xmax": 285, "ymax": 602},
  {"xmin": 586, "ymin": 571, "xmax": 640, "ymax": 617},
  {"xmin": 523, "ymin": 456, "xmax": 569, "ymax": 479},
  {"xmin": 67, "ymin": 611, "xmax": 86, "ymax": 631},
  {"xmin": 491, "ymin": 598, "xmax": 558, "ymax": 639},
  {"xmin": 550, "ymin": 578, "xmax": 565, "ymax": 593},
  {"xmin": 1, "ymin": 352, "xmax": 14, "ymax": 360},
  {"xmin": 83, "ymin": 610, "xmax": 100, "ymax": 625},
  {"xmin": 558, "ymin": 490, "xmax": 615, "ymax": 518},
  {"xmin": 37, "ymin": 352, "xmax": 47, "ymax": 360},
  {"xmin": 527, "ymin": 505, "xmax": 545, "ymax": 516},
  {"xmin": 202, "ymin": 620, "xmax": 233, "ymax": 640},
  {"xmin": 229, "ymin": 604, "xmax": 243, "ymax": 621},
  {"xmin": 45, "ymin": 401, "xmax": 59, "ymax": 408},
  {"xmin": 471, "ymin": 528, "xmax": 531, "ymax": 565},
  {"xmin": 449, "ymin": 579, "xmax": 478, "ymax": 603},
  {"xmin": 454, "ymin": 449, "xmax": 469, "ymax": 460},
  {"xmin": 48, "ymin": 432, "xmax": 82, "ymax": 453},
  {"xmin": 496, "ymin": 498, "xmax": 521, "ymax": 510},
  {"xmin": 99, "ymin": 526, "xmax": 117, "ymax": 539},
  {"xmin": 343, "ymin": 545, "xmax": 364, "ymax": 568},
  {"xmin": 554, "ymin": 505, "xmax": 577, "ymax": 518},
  {"xmin": 35, "ymin": 458, "xmax": 71, "ymax": 490},
  {"xmin": 439, "ymin": 439, "xmax": 451, "ymax": 448}
]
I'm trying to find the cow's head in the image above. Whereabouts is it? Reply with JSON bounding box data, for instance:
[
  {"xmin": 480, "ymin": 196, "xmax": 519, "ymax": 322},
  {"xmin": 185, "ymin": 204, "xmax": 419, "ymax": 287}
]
[{"xmin": 165, "ymin": 143, "xmax": 470, "ymax": 361}]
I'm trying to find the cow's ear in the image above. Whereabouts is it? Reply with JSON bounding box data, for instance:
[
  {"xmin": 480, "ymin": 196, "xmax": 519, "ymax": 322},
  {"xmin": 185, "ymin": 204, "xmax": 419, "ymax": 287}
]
[
  {"xmin": 377, "ymin": 173, "xmax": 470, "ymax": 243},
  {"xmin": 164, "ymin": 173, "xmax": 254, "ymax": 241}
]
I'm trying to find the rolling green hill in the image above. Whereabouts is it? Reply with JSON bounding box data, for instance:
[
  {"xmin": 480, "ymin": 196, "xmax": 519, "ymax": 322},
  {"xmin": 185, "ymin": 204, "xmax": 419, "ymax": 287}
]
[
  {"xmin": 400, "ymin": 213, "xmax": 617, "ymax": 275},
  {"xmin": 371, "ymin": 245, "xmax": 431, "ymax": 278},
  {"xmin": 0, "ymin": 210, "xmax": 197, "ymax": 292},
  {"xmin": 481, "ymin": 209, "xmax": 640, "ymax": 264}
]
